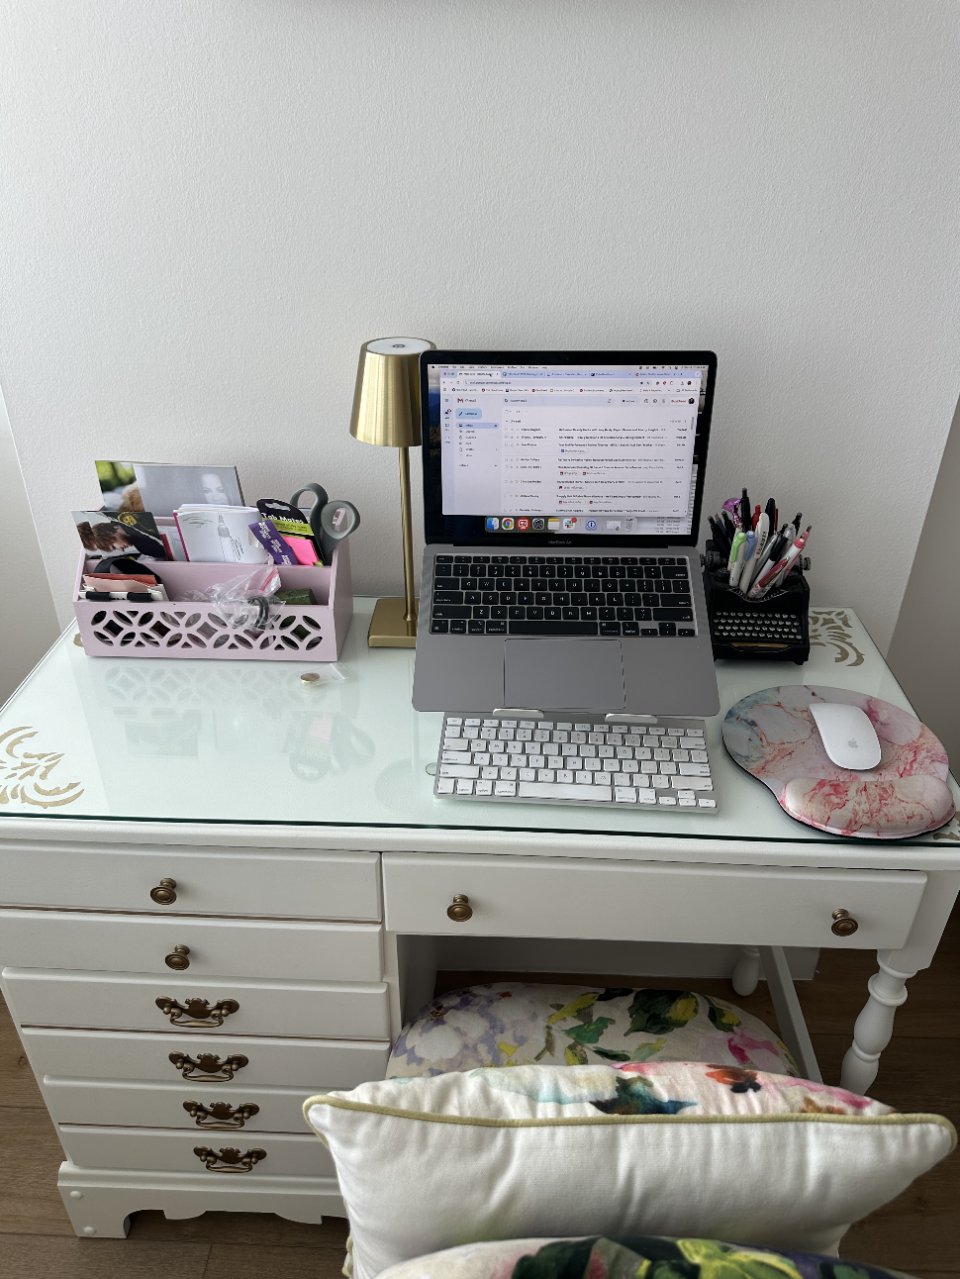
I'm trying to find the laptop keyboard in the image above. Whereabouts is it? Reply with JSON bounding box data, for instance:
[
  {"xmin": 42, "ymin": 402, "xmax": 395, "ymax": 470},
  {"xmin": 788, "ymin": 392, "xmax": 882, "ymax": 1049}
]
[
  {"xmin": 434, "ymin": 714, "xmax": 718, "ymax": 811},
  {"xmin": 428, "ymin": 555, "xmax": 696, "ymax": 638}
]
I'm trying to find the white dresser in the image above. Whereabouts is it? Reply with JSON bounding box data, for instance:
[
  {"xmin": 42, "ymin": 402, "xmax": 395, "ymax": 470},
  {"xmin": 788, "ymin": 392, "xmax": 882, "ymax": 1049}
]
[{"xmin": 1, "ymin": 601, "xmax": 958, "ymax": 1238}]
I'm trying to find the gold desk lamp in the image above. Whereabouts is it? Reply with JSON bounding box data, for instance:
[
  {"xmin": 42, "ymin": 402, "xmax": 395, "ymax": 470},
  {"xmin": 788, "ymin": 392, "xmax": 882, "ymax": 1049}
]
[{"xmin": 350, "ymin": 337, "xmax": 436, "ymax": 647}]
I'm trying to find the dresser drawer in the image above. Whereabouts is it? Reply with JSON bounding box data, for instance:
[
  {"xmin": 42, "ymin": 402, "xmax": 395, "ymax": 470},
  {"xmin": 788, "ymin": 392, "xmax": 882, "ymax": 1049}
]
[
  {"xmin": 44, "ymin": 1078, "xmax": 319, "ymax": 1134},
  {"xmin": 0, "ymin": 911, "xmax": 382, "ymax": 982},
  {"xmin": 382, "ymin": 853, "xmax": 926, "ymax": 949},
  {"xmin": 22, "ymin": 1026, "xmax": 390, "ymax": 1088},
  {"xmin": 0, "ymin": 842, "xmax": 380, "ymax": 919},
  {"xmin": 57, "ymin": 1125, "xmax": 333, "ymax": 1178},
  {"xmin": 3, "ymin": 968, "xmax": 390, "ymax": 1040}
]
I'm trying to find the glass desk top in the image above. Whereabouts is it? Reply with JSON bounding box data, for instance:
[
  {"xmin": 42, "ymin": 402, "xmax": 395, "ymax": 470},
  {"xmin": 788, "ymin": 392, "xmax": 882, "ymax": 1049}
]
[{"xmin": 1, "ymin": 599, "xmax": 957, "ymax": 846}]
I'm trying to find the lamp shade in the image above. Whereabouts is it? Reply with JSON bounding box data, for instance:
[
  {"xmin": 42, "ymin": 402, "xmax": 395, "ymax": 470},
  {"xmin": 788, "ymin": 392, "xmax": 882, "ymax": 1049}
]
[{"xmin": 349, "ymin": 337, "xmax": 436, "ymax": 448}]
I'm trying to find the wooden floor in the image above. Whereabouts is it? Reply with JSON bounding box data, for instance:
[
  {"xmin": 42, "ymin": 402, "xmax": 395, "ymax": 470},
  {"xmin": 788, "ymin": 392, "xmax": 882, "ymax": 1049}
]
[{"xmin": 2, "ymin": 904, "xmax": 957, "ymax": 1279}]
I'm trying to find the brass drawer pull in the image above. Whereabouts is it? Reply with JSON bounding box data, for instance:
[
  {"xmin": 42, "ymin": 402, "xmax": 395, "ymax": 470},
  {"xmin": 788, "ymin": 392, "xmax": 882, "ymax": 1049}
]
[
  {"xmin": 169, "ymin": 1051, "xmax": 249, "ymax": 1081},
  {"xmin": 831, "ymin": 908, "xmax": 859, "ymax": 937},
  {"xmin": 165, "ymin": 945, "xmax": 191, "ymax": 971},
  {"xmin": 447, "ymin": 893, "xmax": 473, "ymax": 922},
  {"xmin": 150, "ymin": 878, "xmax": 178, "ymax": 905},
  {"xmin": 156, "ymin": 996, "xmax": 239, "ymax": 1027},
  {"xmin": 193, "ymin": 1145, "xmax": 266, "ymax": 1174},
  {"xmin": 184, "ymin": 1100, "xmax": 260, "ymax": 1130}
]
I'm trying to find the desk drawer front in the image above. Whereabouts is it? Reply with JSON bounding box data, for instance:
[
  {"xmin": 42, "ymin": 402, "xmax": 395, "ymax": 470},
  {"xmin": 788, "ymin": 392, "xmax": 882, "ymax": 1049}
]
[
  {"xmin": 44, "ymin": 1078, "xmax": 319, "ymax": 1134},
  {"xmin": 3, "ymin": 968, "xmax": 390, "ymax": 1040},
  {"xmin": 57, "ymin": 1125, "xmax": 333, "ymax": 1178},
  {"xmin": 383, "ymin": 854, "xmax": 926, "ymax": 950},
  {"xmin": 0, "ymin": 911, "xmax": 382, "ymax": 983},
  {"xmin": 0, "ymin": 843, "xmax": 380, "ymax": 919},
  {"xmin": 23, "ymin": 1026, "xmax": 389, "ymax": 1088}
]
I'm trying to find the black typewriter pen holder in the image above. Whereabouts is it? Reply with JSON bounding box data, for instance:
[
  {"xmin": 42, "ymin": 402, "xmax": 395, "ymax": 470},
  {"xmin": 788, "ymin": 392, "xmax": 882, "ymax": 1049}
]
[{"xmin": 701, "ymin": 540, "xmax": 810, "ymax": 663}]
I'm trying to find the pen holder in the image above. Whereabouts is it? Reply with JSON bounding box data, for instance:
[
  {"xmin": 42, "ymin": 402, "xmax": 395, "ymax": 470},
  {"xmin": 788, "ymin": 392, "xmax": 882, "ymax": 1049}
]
[{"xmin": 701, "ymin": 541, "xmax": 810, "ymax": 663}]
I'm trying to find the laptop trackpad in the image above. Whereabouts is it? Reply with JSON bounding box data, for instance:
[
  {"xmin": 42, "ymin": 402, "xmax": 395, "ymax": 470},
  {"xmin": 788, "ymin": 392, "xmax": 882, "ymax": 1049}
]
[{"xmin": 503, "ymin": 639, "xmax": 625, "ymax": 711}]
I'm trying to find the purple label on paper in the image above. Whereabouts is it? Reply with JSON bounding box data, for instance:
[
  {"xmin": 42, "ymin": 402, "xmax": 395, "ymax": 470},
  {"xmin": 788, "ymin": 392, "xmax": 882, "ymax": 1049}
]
[{"xmin": 249, "ymin": 519, "xmax": 298, "ymax": 566}]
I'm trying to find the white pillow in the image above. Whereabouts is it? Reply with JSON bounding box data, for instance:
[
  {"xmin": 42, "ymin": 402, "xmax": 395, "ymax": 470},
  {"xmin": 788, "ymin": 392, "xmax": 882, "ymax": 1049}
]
[{"xmin": 304, "ymin": 1063, "xmax": 955, "ymax": 1279}]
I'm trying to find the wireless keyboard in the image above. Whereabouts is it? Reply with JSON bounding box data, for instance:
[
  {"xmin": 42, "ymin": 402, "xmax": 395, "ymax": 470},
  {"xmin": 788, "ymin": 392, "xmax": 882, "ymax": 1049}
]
[
  {"xmin": 428, "ymin": 554, "xmax": 697, "ymax": 638},
  {"xmin": 434, "ymin": 714, "xmax": 718, "ymax": 812}
]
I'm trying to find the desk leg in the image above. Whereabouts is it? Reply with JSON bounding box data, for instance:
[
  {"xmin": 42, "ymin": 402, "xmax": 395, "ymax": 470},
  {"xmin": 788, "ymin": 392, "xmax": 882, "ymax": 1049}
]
[
  {"xmin": 840, "ymin": 956, "xmax": 914, "ymax": 1095},
  {"xmin": 758, "ymin": 946, "xmax": 821, "ymax": 1083},
  {"xmin": 732, "ymin": 946, "xmax": 761, "ymax": 996},
  {"xmin": 840, "ymin": 868, "xmax": 960, "ymax": 1095}
]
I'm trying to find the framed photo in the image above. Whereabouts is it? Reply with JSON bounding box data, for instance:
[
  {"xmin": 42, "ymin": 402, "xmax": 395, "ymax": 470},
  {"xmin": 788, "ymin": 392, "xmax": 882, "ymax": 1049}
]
[{"xmin": 96, "ymin": 461, "xmax": 244, "ymax": 517}]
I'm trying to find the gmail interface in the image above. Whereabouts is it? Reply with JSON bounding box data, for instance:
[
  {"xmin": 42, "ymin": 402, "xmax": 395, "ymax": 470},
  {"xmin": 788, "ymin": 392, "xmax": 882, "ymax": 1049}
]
[{"xmin": 439, "ymin": 364, "xmax": 706, "ymax": 536}]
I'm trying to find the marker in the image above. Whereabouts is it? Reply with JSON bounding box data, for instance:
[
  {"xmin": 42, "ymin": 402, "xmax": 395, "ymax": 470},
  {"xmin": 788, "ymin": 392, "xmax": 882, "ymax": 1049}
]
[{"xmin": 728, "ymin": 524, "xmax": 747, "ymax": 575}]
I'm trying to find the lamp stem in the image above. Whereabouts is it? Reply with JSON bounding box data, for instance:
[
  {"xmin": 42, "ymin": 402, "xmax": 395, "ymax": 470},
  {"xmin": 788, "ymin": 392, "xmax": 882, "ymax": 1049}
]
[{"xmin": 398, "ymin": 446, "xmax": 417, "ymax": 628}]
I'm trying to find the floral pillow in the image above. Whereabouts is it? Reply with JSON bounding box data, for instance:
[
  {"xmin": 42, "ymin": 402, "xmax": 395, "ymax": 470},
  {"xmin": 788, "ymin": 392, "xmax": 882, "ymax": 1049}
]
[
  {"xmin": 387, "ymin": 982, "xmax": 798, "ymax": 1078},
  {"xmin": 376, "ymin": 1235, "xmax": 919, "ymax": 1279},
  {"xmin": 305, "ymin": 1064, "xmax": 954, "ymax": 1279}
]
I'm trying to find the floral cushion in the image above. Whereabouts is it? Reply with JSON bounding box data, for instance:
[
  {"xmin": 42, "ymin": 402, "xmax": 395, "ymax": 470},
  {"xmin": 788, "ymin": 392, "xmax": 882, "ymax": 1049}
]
[
  {"xmin": 376, "ymin": 1235, "xmax": 918, "ymax": 1279},
  {"xmin": 387, "ymin": 982, "xmax": 799, "ymax": 1078}
]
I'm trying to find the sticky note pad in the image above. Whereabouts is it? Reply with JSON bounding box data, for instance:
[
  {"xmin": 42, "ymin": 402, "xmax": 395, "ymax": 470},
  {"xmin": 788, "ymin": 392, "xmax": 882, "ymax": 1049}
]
[{"xmin": 286, "ymin": 536, "xmax": 321, "ymax": 566}]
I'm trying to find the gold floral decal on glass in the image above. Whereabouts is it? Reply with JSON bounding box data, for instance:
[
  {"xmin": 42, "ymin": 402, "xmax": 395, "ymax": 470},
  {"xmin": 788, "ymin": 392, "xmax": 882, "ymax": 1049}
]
[
  {"xmin": 0, "ymin": 726, "xmax": 84, "ymax": 809},
  {"xmin": 932, "ymin": 819, "xmax": 960, "ymax": 842},
  {"xmin": 808, "ymin": 610, "xmax": 864, "ymax": 667}
]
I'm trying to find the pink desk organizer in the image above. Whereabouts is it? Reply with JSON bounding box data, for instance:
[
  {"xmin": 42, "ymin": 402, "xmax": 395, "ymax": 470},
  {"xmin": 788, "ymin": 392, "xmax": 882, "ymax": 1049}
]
[{"xmin": 73, "ymin": 540, "xmax": 353, "ymax": 661}]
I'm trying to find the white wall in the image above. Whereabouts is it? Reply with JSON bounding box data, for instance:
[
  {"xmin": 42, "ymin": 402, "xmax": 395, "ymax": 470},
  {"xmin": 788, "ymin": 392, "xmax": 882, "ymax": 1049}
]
[
  {"xmin": 0, "ymin": 393, "xmax": 60, "ymax": 704},
  {"xmin": 886, "ymin": 392, "xmax": 960, "ymax": 764},
  {"xmin": 2, "ymin": 1, "xmax": 958, "ymax": 649}
]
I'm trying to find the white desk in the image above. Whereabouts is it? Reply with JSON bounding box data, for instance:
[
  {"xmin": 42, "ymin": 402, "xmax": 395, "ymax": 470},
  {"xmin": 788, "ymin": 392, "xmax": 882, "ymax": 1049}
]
[{"xmin": 1, "ymin": 600, "xmax": 957, "ymax": 1238}]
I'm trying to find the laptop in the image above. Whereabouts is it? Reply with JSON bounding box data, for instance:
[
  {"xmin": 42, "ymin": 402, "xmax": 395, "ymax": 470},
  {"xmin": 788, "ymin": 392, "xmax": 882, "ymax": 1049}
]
[{"xmin": 412, "ymin": 350, "xmax": 720, "ymax": 717}]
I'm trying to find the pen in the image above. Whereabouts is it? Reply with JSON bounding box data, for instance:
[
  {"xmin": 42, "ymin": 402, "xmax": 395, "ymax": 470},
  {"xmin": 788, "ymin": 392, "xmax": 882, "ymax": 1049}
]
[
  {"xmin": 793, "ymin": 512, "xmax": 802, "ymax": 533},
  {"xmin": 744, "ymin": 512, "xmax": 769, "ymax": 589},
  {"xmin": 750, "ymin": 527, "xmax": 811, "ymax": 597},
  {"xmin": 748, "ymin": 523, "xmax": 788, "ymax": 589},
  {"xmin": 740, "ymin": 488, "xmax": 750, "ymax": 529},
  {"xmin": 751, "ymin": 504, "xmax": 761, "ymax": 531},
  {"xmin": 708, "ymin": 515, "xmax": 730, "ymax": 556},
  {"xmin": 772, "ymin": 525, "xmax": 810, "ymax": 587}
]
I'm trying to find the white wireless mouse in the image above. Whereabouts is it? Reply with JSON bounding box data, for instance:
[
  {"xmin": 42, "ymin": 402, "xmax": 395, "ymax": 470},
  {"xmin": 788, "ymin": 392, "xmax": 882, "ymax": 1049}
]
[{"xmin": 809, "ymin": 702, "xmax": 882, "ymax": 770}]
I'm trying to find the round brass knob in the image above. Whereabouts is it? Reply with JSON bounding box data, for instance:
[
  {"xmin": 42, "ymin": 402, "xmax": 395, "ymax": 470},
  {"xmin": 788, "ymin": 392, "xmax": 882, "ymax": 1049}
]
[
  {"xmin": 165, "ymin": 944, "xmax": 191, "ymax": 970},
  {"xmin": 446, "ymin": 894, "xmax": 473, "ymax": 923},
  {"xmin": 150, "ymin": 878, "xmax": 178, "ymax": 905},
  {"xmin": 831, "ymin": 909, "xmax": 859, "ymax": 937}
]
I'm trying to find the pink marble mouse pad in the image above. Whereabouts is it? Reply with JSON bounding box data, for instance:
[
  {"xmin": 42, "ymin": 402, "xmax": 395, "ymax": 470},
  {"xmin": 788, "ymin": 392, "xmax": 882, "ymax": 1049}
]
[{"xmin": 722, "ymin": 685, "xmax": 955, "ymax": 839}]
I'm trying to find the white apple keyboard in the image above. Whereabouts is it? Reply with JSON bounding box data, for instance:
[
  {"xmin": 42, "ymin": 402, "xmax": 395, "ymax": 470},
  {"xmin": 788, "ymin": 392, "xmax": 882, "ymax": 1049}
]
[{"xmin": 433, "ymin": 714, "xmax": 718, "ymax": 812}]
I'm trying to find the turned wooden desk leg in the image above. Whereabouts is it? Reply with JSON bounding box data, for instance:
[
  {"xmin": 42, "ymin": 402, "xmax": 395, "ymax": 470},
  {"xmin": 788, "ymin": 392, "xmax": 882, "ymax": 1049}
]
[
  {"xmin": 840, "ymin": 954, "xmax": 915, "ymax": 1095},
  {"xmin": 732, "ymin": 946, "xmax": 761, "ymax": 996}
]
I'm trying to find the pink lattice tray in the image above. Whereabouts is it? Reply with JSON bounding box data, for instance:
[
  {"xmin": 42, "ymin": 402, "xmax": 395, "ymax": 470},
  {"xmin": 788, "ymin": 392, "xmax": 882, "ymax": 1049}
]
[{"xmin": 73, "ymin": 540, "xmax": 353, "ymax": 661}]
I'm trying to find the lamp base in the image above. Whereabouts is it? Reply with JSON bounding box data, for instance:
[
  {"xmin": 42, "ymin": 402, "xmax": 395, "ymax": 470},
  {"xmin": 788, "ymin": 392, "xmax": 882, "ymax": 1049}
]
[{"xmin": 367, "ymin": 597, "xmax": 419, "ymax": 648}]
